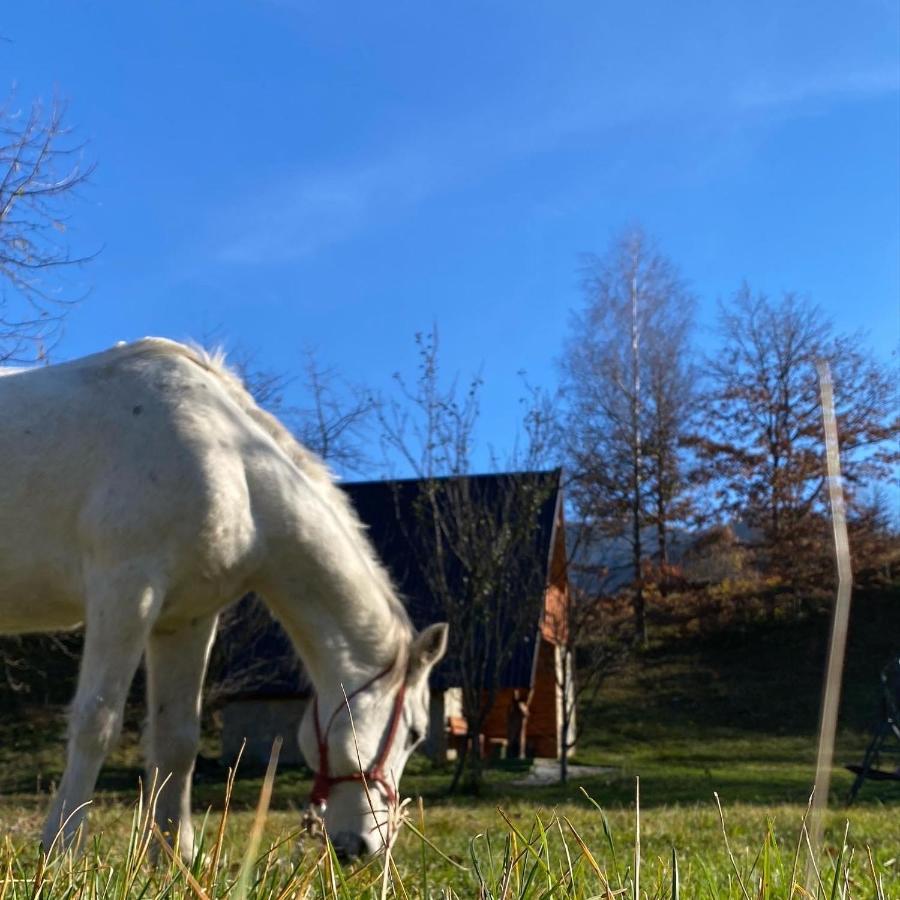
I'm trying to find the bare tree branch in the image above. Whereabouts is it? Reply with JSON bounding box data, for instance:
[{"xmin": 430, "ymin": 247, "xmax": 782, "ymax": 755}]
[
  {"xmin": 378, "ymin": 328, "xmax": 558, "ymax": 793},
  {"xmin": 0, "ymin": 90, "xmax": 96, "ymax": 362}
]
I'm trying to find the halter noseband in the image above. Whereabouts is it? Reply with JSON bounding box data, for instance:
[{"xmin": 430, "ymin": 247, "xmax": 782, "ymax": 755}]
[{"xmin": 309, "ymin": 662, "xmax": 407, "ymax": 809}]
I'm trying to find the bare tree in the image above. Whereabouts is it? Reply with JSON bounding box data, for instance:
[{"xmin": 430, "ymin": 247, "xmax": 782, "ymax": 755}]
[
  {"xmin": 379, "ymin": 328, "xmax": 559, "ymax": 793},
  {"xmin": 562, "ymin": 226, "xmax": 696, "ymax": 644},
  {"xmin": 549, "ymin": 543, "xmax": 630, "ymax": 784},
  {"xmin": 700, "ymin": 286, "xmax": 898, "ymax": 588},
  {"xmin": 379, "ymin": 328, "xmax": 481, "ymax": 479},
  {"xmin": 0, "ymin": 91, "xmax": 96, "ymax": 689},
  {"xmin": 0, "ymin": 93, "xmax": 94, "ymax": 362},
  {"xmin": 291, "ymin": 351, "xmax": 377, "ymax": 476},
  {"xmin": 644, "ymin": 306, "xmax": 699, "ymax": 569},
  {"xmin": 230, "ymin": 345, "xmax": 377, "ymax": 476}
]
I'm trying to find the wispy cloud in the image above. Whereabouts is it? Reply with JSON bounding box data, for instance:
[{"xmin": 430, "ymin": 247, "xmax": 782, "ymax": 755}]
[
  {"xmin": 215, "ymin": 151, "xmax": 435, "ymax": 264},
  {"xmin": 212, "ymin": 101, "xmax": 603, "ymax": 266},
  {"xmin": 735, "ymin": 64, "xmax": 900, "ymax": 110},
  {"xmin": 211, "ymin": 57, "xmax": 899, "ymax": 266}
]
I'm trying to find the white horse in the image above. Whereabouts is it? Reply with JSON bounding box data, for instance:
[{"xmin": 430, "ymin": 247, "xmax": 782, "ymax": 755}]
[{"xmin": 0, "ymin": 338, "xmax": 448, "ymax": 859}]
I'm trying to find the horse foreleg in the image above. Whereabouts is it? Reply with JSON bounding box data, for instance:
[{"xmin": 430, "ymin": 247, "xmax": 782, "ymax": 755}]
[
  {"xmin": 145, "ymin": 614, "xmax": 218, "ymax": 861},
  {"xmin": 42, "ymin": 570, "xmax": 164, "ymax": 854}
]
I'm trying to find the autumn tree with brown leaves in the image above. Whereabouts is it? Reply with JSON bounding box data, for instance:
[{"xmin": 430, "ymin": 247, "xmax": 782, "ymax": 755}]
[{"xmin": 699, "ymin": 285, "xmax": 898, "ymax": 588}]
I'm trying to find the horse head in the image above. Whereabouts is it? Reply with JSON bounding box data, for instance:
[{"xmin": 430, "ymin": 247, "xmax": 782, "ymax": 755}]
[{"xmin": 299, "ymin": 622, "xmax": 449, "ymax": 858}]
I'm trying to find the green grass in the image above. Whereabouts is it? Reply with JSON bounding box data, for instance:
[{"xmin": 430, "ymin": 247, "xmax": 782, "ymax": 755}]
[
  {"xmin": 0, "ymin": 583, "xmax": 897, "ymax": 895},
  {"xmin": 0, "ymin": 782, "xmax": 897, "ymax": 897}
]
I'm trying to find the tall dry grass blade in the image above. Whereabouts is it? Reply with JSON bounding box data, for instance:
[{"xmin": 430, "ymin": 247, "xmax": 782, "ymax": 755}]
[
  {"xmin": 127, "ymin": 769, "xmax": 170, "ymax": 889},
  {"xmin": 233, "ymin": 736, "xmax": 281, "ymax": 900},
  {"xmin": 43, "ymin": 799, "xmax": 93, "ymax": 861},
  {"xmin": 418, "ymin": 796, "xmax": 428, "ymax": 897},
  {"xmin": 205, "ymin": 737, "xmax": 245, "ymax": 891},
  {"xmin": 388, "ymin": 854, "xmax": 410, "ymax": 900},
  {"xmin": 469, "ymin": 831, "xmax": 488, "ymax": 894},
  {"xmin": 843, "ymin": 847, "xmax": 854, "ymax": 900},
  {"xmin": 556, "ymin": 814, "xmax": 576, "ymax": 891},
  {"xmin": 802, "ymin": 823, "xmax": 825, "ymax": 898},
  {"xmin": 714, "ymin": 792, "xmax": 751, "ymax": 900},
  {"xmin": 828, "ymin": 821, "xmax": 850, "ymax": 900},
  {"xmin": 152, "ymin": 823, "xmax": 212, "ymax": 900},
  {"xmin": 495, "ymin": 808, "xmax": 551, "ymax": 876},
  {"xmin": 535, "ymin": 812, "xmax": 553, "ymax": 895},
  {"xmin": 790, "ymin": 791, "xmax": 816, "ymax": 898},
  {"xmin": 497, "ymin": 836, "xmax": 516, "ymax": 900},
  {"xmin": 379, "ymin": 836, "xmax": 392, "ymax": 898},
  {"xmin": 0, "ymin": 840, "xmax": 11, "ymax": 900},
  {"xmin": 340, "ymin": 681, "xmax": 391, "ymax": 853},
  {"xmin": 494, "ymin": 827, "xmax": 518, "ymax": 899},
  {"xmin": 401, "ymin": 820, "xmax": 469, "ymax": 873},
  {"xmin": 509, "ymin": 828, "xmax": 520, "ymax": 898},
  {"xmin": 634, "ymin": 776, "xmax": 640, "ymax": 900},
  {"xmin": 866, "ymin": 845, "xmax": 885, "ymax": 900},
  {"xmin": 273, "ymin": 848, "xmax": 328, "ymax": 900},
  {"xmin": 30, "ymin": 844, "xmax": 46, "ymax": 898},
  {"xmin": 808, "ymin": 359, "xmax": 853, "ymax": 892},
  {"xmin": 321, "ymin": 836, "xmax": 342, "ymax": 898},
  {"xmin": 580, "ymin": 787, "xmax": 623, "ymax": 891},
  {"xmin": 562, "ymin": 815, "xmax": 610, "ymax": 893}
]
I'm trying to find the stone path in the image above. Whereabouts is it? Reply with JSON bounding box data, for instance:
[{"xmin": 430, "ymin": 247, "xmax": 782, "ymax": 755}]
[{"xmin": 510, "ymin": 758, "xmax": 617, "ymax": 786}]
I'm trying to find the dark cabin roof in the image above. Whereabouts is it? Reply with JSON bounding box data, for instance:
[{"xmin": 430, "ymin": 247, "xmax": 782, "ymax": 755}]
[{"xmin": 218, "ymin": 469, "xmax": 563, "ymax": 699}]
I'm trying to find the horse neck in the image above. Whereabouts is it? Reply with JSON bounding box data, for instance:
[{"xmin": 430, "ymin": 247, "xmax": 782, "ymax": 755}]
[
  {"xmin": 273, "ymin": 568, "xmax": 409, "ymax": 700},
  {"xmin": 258, "ymin": 476, "xmax": 412, "ymax": 704}
]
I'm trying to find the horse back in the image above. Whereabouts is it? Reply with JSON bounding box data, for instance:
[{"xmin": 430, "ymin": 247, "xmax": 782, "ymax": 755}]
[{"xmin": 0, "ymin": 344, "xmax": 264, "ymax": 632}]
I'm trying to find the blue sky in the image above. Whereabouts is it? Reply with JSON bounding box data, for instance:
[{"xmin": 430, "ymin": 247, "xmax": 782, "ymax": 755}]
[{"xmin": 4, "ymin": 1, "xmax": 899, "ymax": 473}]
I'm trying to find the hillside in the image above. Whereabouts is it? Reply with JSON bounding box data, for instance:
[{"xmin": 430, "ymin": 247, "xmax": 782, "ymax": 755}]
[{"xmin": 0, "ymin": 583, "xmax": 897, "ymax": 810}]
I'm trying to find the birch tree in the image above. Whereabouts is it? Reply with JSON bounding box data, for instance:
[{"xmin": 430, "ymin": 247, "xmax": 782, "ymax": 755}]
[{"xmin": 562, "ymin": 226, "xmax": 696, "ymax": 643}]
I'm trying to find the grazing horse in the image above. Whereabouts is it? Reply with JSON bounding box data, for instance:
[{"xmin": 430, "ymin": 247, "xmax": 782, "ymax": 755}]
[{"xmin": 0, "ymin": 338, "xmax": 448, "ymax": 859}]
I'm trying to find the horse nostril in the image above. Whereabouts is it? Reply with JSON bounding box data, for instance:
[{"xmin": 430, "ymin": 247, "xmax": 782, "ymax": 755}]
[{"xmin": 332, "ymin": 831, "xmax": 366, "ymax": 862}]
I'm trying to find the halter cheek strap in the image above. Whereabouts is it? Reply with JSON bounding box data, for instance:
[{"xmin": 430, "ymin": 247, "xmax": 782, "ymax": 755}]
[{"xmin": 309, "ymin": 662, "xmax": 407, "ymax": 809}]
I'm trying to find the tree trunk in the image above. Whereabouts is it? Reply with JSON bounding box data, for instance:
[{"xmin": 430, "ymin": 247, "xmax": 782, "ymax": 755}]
[
  {"xmin": 559, "ymin": 705, "xmax": 570, "ymax": 785},
  {"xmin": 465, "ymin": 731, "xmax": 484, "ymax": 794},
  {"xmin": 558, "ymin": 652, "xmax": 571, "ymax": 784},
  {"xmin": 630, "ymin": 272, "xmax": 646, "ymax": 645},
  {"xmin": 657, "ymin": 489, "xmax": 668, "ymax": 567},
  {"xmin": 448, "ymin": 735, "xmax": 469, "ymax": 794}
]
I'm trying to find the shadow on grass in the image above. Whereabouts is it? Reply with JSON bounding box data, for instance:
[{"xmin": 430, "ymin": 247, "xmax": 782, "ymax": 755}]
[{"xmin": 3, "ymin": 585, "xmax": 897, "ymax": 819}]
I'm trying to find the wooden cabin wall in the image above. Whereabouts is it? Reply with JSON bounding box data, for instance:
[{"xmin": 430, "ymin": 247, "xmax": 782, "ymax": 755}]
[
  {"xmin": 527, "ymin": 637, "xmax": 560, "ymax": 758},
  {"xmin": 477, "ymin": 638, "xmax": 558, "ymax": 758},
  {"xmin": 541, "ymin": 508, "xmax": 569, "ymax": 644}
]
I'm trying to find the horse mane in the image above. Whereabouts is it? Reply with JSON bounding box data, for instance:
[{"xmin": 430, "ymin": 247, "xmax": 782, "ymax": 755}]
[{"xmin": 108, "ymin": 337, "xmax": 416, "ymax": 655}]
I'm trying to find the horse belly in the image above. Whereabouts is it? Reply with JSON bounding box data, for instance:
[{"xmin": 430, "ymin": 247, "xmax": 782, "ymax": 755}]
[
  {"xmin": 0, "ymin": 570, "xmax": 83, "ymax": 634},
  {"xmin": 0, "ymin": 469, "xmax": 88, "ymax": 634}
]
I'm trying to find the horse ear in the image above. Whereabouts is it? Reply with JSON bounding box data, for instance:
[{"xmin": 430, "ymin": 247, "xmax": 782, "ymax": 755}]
[{"xmin": 410, "ymin": 622, "xmax": 449, "ymax": 674}]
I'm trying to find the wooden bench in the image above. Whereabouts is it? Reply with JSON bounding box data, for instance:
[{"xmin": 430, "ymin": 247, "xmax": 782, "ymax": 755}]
[{"xmin": 446, "ymin": 716, "xmax": 509, "ymax": 759}]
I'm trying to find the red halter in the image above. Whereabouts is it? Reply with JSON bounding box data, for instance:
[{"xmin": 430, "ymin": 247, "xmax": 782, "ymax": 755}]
[{"xmin": 309, "ymin": 662, "xmax": 407, "ymax": 809}]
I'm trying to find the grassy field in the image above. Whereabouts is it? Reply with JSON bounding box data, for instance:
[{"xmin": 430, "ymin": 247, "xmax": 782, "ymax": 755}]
[{"xmin": 0, "ymin": 584, "xmax": 898, "ymax": 895}]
